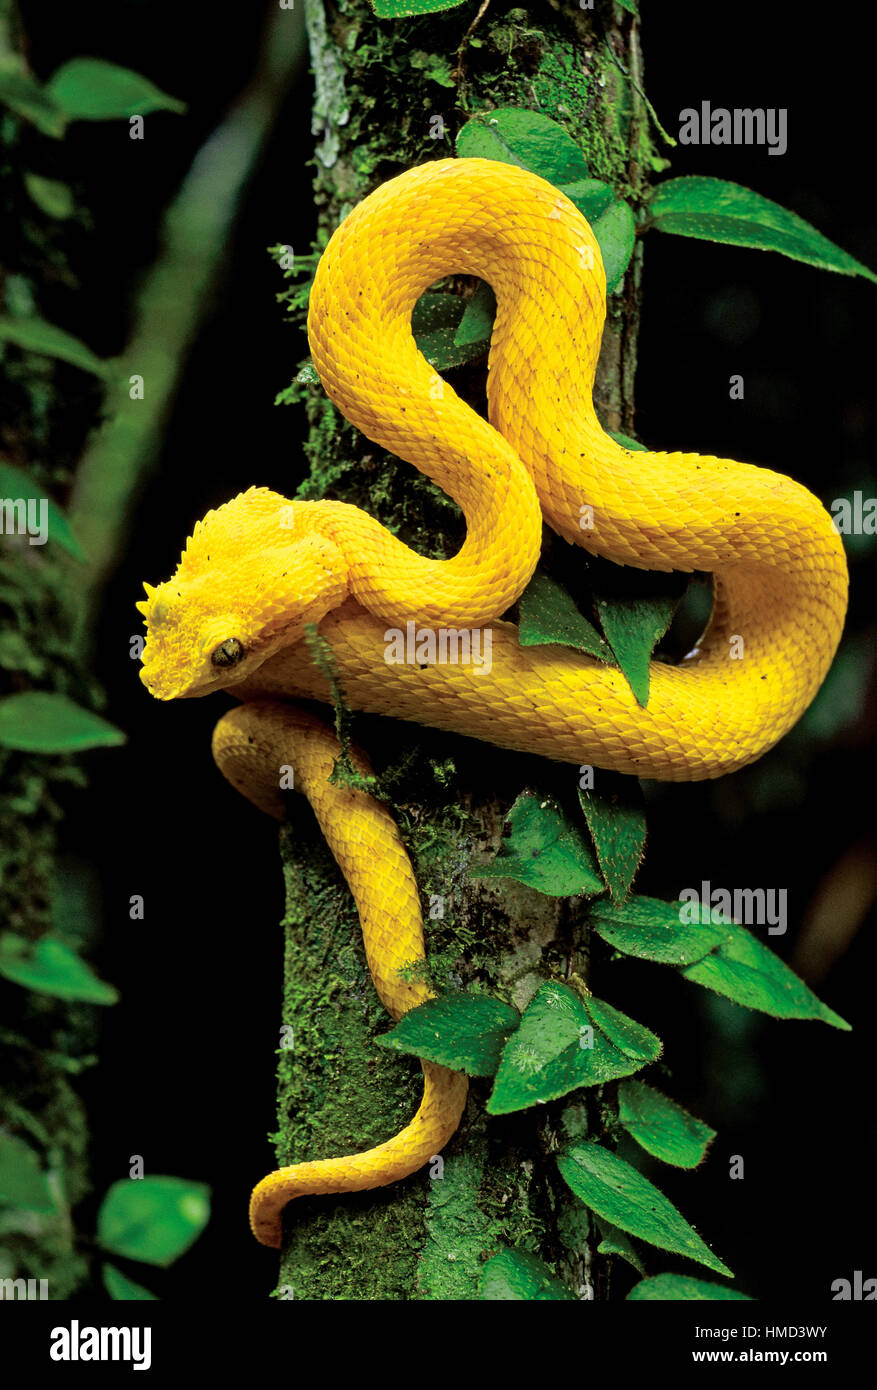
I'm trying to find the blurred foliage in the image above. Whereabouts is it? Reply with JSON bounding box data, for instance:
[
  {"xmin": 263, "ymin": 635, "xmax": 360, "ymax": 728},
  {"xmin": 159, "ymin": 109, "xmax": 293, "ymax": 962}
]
[{"xmin": 0, "ymin": 0, "xmax": 206, "ymax": 1299}]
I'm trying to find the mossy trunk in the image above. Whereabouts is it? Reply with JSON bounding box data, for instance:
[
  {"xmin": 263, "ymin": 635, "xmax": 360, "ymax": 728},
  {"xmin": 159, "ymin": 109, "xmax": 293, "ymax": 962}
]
[{"xmin": 273, "ymin": 0, "xmax": 654, "ymax": 1300}]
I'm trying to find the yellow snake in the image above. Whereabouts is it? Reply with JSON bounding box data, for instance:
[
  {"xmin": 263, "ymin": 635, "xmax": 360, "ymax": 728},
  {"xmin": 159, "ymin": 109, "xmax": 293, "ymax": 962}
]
[{"xmin": 137, "ymin": 157, "xmax": 848, "ymax": 1249}]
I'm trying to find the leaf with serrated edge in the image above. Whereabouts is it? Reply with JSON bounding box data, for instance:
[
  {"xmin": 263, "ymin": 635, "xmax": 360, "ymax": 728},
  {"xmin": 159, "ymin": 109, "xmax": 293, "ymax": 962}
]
[
  {"xmin": 579, "ymin": 771, "xmax": 646, "ymax": 904},
  {"xmin": 648, "ymin": 176, "xmax": 877, "ymax": 283},
  {"xmin": 618, "ymin": 1079, "xmax": 715, "ymax": 1168},
  {"xmin": 628, "ymin": 1273, "xmax": 750, "ymax": 1301},
  {"xmin": 590, "ymin": 895, "xmax": 732, "ymax": 965},
  {"xmin": 518, "ymin": 570, "xmax": 611, "ymax": 661},
  {"xmin": 371, "ymin": 0, "xmax": 468, "ymax": 16},
  {"xmin": 479, "ymin": 1249, "xmax": 577, "ymax": 1301},
  {"xmin": 594, "ymin": 588, "xmax": 681, "ymax": 707},
  {"xmin": 682, "ymin": 927, "xmax": 850, "ymax": 1029},
  {"xmin": 471, "ymin": 791, "xmax": 604, "ymax": 897},
  {"xmin": 376, "ymin": 991, "xmax": 519, "ymax": 1076},
  {"xmin": 456, "ymin": 108, "xmax": 589, "ymax": 185},
  {"xmin": 585, "ymin": 996, "xmax": 661, "ymax": 1061},
  {"xmin": 557, "ymin": 1142, "xmax": 732, "ymax": 1276},
  {"xmin": 487, "ymin": 982, "xmax": 660, "ymax": 1115}
]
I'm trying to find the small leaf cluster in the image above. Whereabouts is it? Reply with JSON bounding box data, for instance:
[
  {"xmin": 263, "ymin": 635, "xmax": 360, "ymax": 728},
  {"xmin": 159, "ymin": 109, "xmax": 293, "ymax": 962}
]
[
  {"xmin": 98, "ymin": 1176, "xmax": 211, "ymax": 1299},
  {"xmin": 379, "ymin": 758, "xmax": 847, "ymax": 1297},
  {"xmin": 0, "ymin": 1132, "xmax": 211, "ymax": 1301},
  {"xmin": 1, "ymin": 43, "xmax": 185, "ymax": 1298}
]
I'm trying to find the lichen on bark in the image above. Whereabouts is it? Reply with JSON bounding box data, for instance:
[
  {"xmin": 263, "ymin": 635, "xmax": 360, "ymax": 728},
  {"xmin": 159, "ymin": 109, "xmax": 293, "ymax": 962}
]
[{"xmin": 273, "ymin": 0, "xmax": 654, "ymax": 1300}]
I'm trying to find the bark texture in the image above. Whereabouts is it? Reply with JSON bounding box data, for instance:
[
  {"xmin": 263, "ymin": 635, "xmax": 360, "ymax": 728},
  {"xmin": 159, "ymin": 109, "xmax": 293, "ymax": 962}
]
[{"xmin": 272, "ymin": 0, "xmax": 655, "ymax": 1300}]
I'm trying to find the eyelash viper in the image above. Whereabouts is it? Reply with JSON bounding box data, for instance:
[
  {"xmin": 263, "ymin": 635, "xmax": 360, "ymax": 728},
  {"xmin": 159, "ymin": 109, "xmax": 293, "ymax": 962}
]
[{"xmin": 137, "ymin": 157, "xmax": 848, "ymax": 1249}]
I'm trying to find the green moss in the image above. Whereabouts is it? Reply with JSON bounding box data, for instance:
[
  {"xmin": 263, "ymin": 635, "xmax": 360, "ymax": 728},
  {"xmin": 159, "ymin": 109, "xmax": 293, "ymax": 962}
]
[
  {"xmin": 417, "ymin": 1125, "xmax": 497, "ymax": 1299},
  {"xmin": 275, "ymin": 809, "xmax": 428, "ymax": 1298}
]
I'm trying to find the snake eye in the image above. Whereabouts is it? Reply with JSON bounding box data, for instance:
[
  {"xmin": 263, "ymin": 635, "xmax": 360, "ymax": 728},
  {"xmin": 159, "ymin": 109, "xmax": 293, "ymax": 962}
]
[{"xmin": 211, "ymin": 638, "xmax": 245, "ymax": 668}]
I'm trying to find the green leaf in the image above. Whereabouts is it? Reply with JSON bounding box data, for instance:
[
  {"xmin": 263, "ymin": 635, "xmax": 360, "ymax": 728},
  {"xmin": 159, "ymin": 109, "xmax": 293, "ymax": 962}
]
[
  {"xmin": 628, "ymin": 1273, "xmax": 751, "ymax": 1301},
  {"xmin": 648, "ymin": 177, "xmax": 877, "ymax": 284},
  {"xmin": 456, "ymin": 108, "xmax": 589, "ymax": 186},
  {"xmin": 586, "ymin": 995, "xmax": 661, "ymax": 1062},
  {"xmin": 375, "ymin": 991, "xmax": 519, "ymax": 1077},
  {"xmin": 596, "ymin": 1218, "xmax": 645, "ymax": 1274},
  {"xmin": 558, "ymin": 178, "xmax": 615, "ymax": 223},
  {"xmin": 479, "ymin": 1248, "xmax": 577, "ymax": 1300},
  {"xmin": 517, "ymin": 570, "xmax": 611, "ymax": 661},
  {"xmin": 46, "ymin": 59, "xmax": 186, "ymax": 121},
  {"xmin": 454, "ymin": 281, "xmax": 496, "ymax": 348},
  {"xmin": 487, "ymin": 981, "xmax": 661, "ymax": 1115},
  {"xmin": 98, "ymin": 1177, "xmax": 210, "ymax": 1267},
  {"xmin": 0, "ymin": 462, "xmax": 84, "ymax": 559},
  {"xmin": 557, "ymin": 1142, "xmax": 732, "ymax": 1276},
  {"xmin": 682, "ymin": 927, "xmax": 850, "ymax": 1029},
  {"xmin": 0, "ymin": 316, "xmax": 108, "ymax": 377},
  {"xmin": 470, "ymin": 790, "xmax": 604, "ymax": 897},
  {"xmin": 608, "ymin": 429, "xmax": 647, "ymax": 452},
  {"xmin": 578, "ymin": 771, "xmax": 646, "ymax": 904},
  {"xmin": 0, "ymin": 1133, "xmax": 55, "ymax": 1211},
  {"xmin": 592, "ymin": 199, "xmax": 636, "ymax": 293},
  {"xmin": 0, "ymin": 70, "xmax": 67, "ymax": 137},
  {"xmin": 594, "ymin": 584, "xmax": 682, "ymax": 707},
  {"xmin": 615, "ymin": 0, "xmax": 639, "ymax": 14},
  {"xmin": 371, "ymin": 0, "xmax": 468, "ymax": 15},
  {"xmin": 0, "ymin": 692, "xmax": 125, "ymax": 753},
  {"xmin": 102, "ymin": 1263, "xmax": 159, "ymax": 1301},
  {"xmin": 24, "ymin": 174, "xmax": 75, "ymax": 219},
  {"xmin": 618, "ymin": 1080, "xmax": 715, "ymax": 1168},
  {"xmin": 0, "ymin": 933, "xmax": 119, "ymax": 1005},
  {"xmin": 411, "ymin": 292, "xmax": 489, "ymax": 371},
  {"xmin": 590, "ymin": 895, "xmax": 732, "ymax": 965}
]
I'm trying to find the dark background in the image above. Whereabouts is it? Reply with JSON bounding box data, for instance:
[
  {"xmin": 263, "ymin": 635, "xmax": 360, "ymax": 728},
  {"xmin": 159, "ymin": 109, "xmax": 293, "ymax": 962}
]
[{"xmin": 19, "ymin": 0, "xmax": 876, "ymax": 1298}]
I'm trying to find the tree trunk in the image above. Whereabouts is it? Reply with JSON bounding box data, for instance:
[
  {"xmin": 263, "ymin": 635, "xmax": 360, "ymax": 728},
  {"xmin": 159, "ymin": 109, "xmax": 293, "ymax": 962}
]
[{"xmin": 273, "ymin": 0, "xmax": 653, "ymax": 1300}]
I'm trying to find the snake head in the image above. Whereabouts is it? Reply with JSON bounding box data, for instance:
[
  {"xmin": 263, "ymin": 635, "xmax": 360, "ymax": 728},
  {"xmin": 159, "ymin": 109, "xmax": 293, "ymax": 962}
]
[{"xmin": 138, "ymin": 487, "xmax": 349, "ymax": 700}]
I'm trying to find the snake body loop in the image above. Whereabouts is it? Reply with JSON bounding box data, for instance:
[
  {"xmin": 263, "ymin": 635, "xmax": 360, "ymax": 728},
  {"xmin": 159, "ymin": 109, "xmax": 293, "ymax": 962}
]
[
  {"xmin": 138, "ymin": 158, "xmax": 848, "ymax": 1248},
  {"xmin": 211, "ymin": 702, "xmax": 467, "ymax": 1248}
]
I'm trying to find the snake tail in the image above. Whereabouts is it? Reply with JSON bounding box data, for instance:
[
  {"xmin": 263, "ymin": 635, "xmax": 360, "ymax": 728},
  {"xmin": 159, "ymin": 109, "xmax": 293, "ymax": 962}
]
[{"xmin": 211, "ymin": 701, "xmax": 468, "ymax": 1249}]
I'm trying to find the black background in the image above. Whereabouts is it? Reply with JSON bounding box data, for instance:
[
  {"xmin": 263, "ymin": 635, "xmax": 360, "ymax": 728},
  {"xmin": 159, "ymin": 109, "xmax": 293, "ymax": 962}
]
[{"xmin": 18, "ymin": 0, "xmax": 876, "ymax": 1299}]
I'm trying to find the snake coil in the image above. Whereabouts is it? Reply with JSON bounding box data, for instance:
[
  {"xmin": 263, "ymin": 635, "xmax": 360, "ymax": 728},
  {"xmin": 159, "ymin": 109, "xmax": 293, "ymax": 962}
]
[{"xmin": 138, "ymin": 159, "xmax": 848, "ymax": 1248}]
